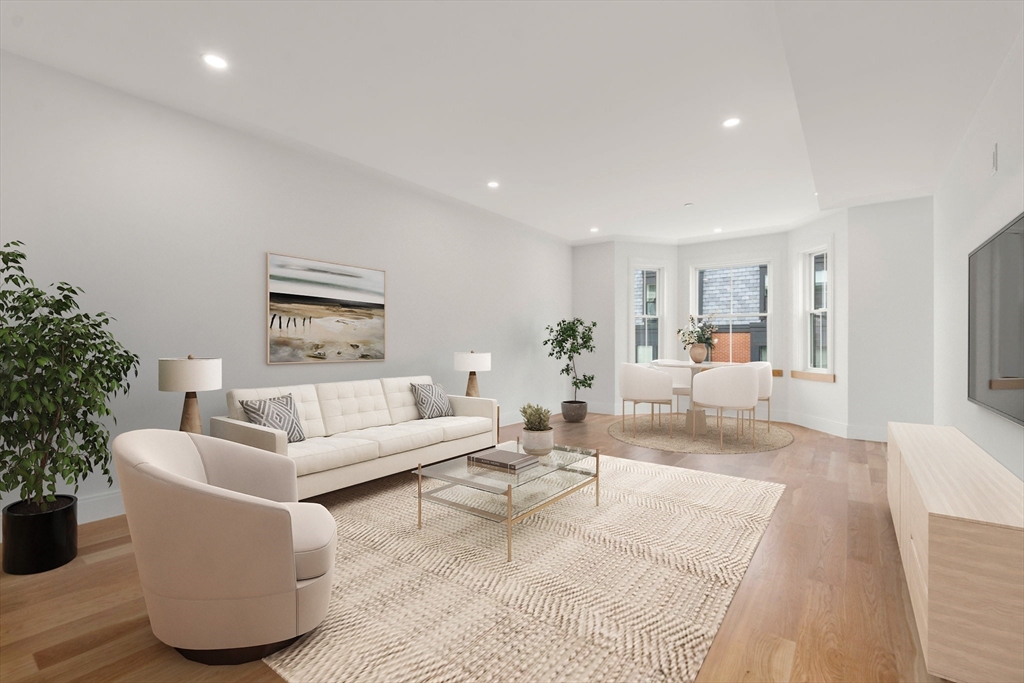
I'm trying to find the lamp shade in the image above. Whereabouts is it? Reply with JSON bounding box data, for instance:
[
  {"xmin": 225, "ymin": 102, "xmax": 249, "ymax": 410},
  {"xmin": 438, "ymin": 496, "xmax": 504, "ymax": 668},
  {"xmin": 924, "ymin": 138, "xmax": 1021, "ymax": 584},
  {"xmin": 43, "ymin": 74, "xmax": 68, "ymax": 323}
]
[
  {"xmin": 454, "ymin": 352, "xmax": 491, "ymax": 372},
  {"xmin": 158, "ymin": 357, "xmax": 222, "ymax": 393}
]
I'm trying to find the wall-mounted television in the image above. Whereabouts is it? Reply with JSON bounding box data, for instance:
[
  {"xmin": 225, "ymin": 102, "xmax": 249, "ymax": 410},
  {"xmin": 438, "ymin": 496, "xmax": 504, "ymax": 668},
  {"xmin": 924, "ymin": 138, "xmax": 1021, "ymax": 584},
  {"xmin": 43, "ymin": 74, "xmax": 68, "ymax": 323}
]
[{"xmin": 968, "ymin": 211, "xmax": 1024, "ymax": 425}]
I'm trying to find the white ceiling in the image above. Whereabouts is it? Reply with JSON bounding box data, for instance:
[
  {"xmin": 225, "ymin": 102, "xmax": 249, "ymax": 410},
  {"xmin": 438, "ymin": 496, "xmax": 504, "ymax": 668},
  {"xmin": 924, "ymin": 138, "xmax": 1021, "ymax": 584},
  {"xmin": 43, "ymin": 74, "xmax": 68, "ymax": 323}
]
[{"xmin": 1, "ymin": 1, "xmax": 1021, "ymax": 244}]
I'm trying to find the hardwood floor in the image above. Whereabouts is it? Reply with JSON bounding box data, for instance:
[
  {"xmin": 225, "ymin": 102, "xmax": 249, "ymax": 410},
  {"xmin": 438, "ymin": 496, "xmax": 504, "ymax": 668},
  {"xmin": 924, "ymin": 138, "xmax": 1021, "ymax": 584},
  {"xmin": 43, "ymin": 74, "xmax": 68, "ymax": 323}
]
[{"xmin": 0, "ymin": 415, "xmax": 941, "ymax": 682}]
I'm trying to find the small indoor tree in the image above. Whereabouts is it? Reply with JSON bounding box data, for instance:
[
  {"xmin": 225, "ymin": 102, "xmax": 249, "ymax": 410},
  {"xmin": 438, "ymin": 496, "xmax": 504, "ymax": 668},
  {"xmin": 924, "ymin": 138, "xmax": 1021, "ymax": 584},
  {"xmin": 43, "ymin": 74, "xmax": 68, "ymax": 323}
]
[
  {"xmin": 543, "ymin": 318, "xmax": 597, "ymax": 422},
  {"xmin": 1, "ymin": 240, "xmax": 139, "ymax": 573}
]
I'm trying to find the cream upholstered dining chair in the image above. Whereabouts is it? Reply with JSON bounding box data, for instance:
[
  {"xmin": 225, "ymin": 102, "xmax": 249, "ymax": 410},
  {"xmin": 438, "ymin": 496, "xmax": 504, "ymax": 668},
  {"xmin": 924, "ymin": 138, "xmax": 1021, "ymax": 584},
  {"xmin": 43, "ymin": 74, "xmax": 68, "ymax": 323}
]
[
  {"xmin": 113, "ymin": 429, "xmax": 337, "ymax": 665},
  {"xmin": 691, "ymin": 365, "xmax": 759, "ymax": 449},
  {"xmin": 619, "ymin": 362, "xmax": 674, "ymax": 437},
  {"xmin": 650, "ymin": 359, "xmax": 694, "ymax": 416},
  {"xmin": 749, "ymin": 361, "xmax": 774, "ymax": 431}
]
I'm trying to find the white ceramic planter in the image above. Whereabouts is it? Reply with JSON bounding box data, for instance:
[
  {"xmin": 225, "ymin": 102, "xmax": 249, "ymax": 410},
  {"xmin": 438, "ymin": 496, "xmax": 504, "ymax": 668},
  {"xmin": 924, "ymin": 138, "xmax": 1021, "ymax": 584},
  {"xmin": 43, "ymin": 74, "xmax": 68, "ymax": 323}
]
[{"xmin": 521, "ymin": 428, "xmax": 554, "ymax": 456}]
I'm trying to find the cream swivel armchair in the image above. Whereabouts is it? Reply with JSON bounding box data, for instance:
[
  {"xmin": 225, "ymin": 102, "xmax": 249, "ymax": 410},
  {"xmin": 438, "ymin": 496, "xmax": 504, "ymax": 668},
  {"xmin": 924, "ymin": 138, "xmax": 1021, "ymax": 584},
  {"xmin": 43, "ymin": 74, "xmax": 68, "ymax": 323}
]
[
  {"xmin": 113, "ymin": 429, "xmax": 337, "ymax": 664},
  {"xmin": 619, "ymin": 362, "xmax": 674, "ymax": 437},
  {"xmin": 749, "ymin": 361, "xmax": 774, "ymax": 431},
  {"xmin": 691, "ymin": 365, "xmax": 759, "ymax": 449},
  {"xmin": 650, "ymin": 359, "xmax": 694, "ymax": 416}
]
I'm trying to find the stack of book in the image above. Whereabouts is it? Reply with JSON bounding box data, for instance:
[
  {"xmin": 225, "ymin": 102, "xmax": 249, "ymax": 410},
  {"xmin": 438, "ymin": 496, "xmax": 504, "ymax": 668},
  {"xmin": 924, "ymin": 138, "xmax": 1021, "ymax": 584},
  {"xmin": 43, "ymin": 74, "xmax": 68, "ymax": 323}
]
[{"xmin": 468, "ymin": 448, "xmax": 539, "ymax": 473}]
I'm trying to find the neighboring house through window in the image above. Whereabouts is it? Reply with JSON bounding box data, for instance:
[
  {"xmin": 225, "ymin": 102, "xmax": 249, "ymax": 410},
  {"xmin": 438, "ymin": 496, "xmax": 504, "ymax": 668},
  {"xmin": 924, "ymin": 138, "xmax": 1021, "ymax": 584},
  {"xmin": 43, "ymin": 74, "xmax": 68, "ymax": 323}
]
[
  {"xmin": 809, "ymin": 251, "xmax": 828, "ymax": 369},
  {"xmin": 695, "ymin": 263, "xmax": 769, "ymax": 363},
  {"xmin": 634, "ymin": 269, "xmax": 660, "ymax": 363}
]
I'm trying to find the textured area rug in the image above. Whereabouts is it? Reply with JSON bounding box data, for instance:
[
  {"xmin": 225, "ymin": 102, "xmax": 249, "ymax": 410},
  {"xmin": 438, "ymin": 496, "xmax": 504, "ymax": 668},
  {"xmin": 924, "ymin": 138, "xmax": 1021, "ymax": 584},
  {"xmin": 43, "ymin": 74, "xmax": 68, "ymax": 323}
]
[
  {"xmin": 266, "ymin": 456, "xmax": 784, "ymax": 683},
  {"xmin": 608, "ymin": 414, "xmax": 794, "ymax": 454}
]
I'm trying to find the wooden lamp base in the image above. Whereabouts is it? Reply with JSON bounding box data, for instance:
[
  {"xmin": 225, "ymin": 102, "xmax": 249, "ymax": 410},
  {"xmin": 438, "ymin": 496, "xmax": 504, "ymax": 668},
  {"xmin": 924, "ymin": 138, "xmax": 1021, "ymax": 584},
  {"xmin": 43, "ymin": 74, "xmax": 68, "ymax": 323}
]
[
  {"xmin": 465, "ymin": 371, "xmax": 479, "ymax": 398},
  {"xmin": 179, "ymin": 391, "xmax": 203, "ymax": 434}
]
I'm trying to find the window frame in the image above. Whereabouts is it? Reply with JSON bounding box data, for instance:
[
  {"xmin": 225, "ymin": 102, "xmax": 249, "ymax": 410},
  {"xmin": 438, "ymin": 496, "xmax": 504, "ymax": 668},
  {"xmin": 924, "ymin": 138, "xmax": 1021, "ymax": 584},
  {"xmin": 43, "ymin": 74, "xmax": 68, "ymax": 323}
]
[
  {"xmin": 689, "ymin": 259, "xmax": 772, "ymax": 364},
  {"xmin": 631, "ymin": 266, "xmax": 663, "ymax": 364},
  {"xmin": 803, "ymin": 245, "xmax": 834, "ymax": 373}
]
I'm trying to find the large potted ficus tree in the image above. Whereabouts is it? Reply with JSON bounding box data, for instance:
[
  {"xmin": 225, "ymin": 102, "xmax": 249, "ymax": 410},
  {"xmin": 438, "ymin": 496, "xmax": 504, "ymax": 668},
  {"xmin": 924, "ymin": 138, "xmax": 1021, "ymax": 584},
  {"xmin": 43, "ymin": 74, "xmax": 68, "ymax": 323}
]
[
  {"xmin": 543, "ymin": 318, "xmax": 597, "ymax": 423},
  {"xmin": 0, "ymin": 241, "xmax": 139, "ymax": 575}
]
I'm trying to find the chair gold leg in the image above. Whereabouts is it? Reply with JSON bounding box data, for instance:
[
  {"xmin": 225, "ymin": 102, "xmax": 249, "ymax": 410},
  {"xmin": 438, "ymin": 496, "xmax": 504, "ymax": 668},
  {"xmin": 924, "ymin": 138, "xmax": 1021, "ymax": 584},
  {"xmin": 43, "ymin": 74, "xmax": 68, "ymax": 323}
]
[
  {"xmin": 633, "ymin": 403, "xmax": 637, "ymax": 437},
  {"xmin": 719, "ymin": 408, "xmax": 724, "ymax": 449}
]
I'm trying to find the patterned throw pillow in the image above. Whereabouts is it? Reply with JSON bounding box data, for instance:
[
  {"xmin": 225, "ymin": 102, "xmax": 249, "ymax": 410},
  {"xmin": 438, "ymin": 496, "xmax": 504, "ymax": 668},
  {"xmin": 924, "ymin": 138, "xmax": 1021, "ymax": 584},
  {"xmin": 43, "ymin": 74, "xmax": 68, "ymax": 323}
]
[
  {"xmin": 239, "ymin": 394, "xmax": 305, "ymax": 443},
  {"xmin": 410, "ymin": 383, "xmax": 454, "ymax": 419}
]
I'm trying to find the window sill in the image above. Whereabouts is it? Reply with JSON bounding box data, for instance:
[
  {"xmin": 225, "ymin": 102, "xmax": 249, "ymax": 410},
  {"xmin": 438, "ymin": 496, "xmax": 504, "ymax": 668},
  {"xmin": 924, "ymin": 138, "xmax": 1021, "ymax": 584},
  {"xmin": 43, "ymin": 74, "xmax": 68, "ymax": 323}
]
[{"xmin": 791, "ymin": 370, "xmax": 836, "ymax": 383}]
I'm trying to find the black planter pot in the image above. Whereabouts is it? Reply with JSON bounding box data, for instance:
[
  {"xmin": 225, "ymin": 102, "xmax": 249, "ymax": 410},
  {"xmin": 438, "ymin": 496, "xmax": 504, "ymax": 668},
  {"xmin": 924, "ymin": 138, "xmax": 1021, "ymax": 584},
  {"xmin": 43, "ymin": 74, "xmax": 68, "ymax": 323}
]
[
  {"xmin": 561, "ymin": 401, "xmax": 588, "ymax": 422},
  {"xmin": 2, "ymin": 495, "xmax": 78, "ymax": 575}
]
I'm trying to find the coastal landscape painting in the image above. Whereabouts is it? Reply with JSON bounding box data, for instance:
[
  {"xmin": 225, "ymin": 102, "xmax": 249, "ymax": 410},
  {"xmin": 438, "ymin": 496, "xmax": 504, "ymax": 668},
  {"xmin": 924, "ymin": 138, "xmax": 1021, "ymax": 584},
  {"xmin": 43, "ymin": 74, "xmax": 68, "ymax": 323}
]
[{"xmin": 267, "ymin": 253, "xmax": 385, "ymax": 364}]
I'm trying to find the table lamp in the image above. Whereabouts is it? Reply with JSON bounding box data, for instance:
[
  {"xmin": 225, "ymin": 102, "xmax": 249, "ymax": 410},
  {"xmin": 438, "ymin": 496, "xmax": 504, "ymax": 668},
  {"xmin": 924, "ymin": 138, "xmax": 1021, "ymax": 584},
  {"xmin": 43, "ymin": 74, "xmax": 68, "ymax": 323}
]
[
  {"xmin": 158, "ymin": 355, "xmax": 222, "ymax": 434},
  {"xmin": 454, "ymin": 351, "xmax": 491, "ymax": 397}
]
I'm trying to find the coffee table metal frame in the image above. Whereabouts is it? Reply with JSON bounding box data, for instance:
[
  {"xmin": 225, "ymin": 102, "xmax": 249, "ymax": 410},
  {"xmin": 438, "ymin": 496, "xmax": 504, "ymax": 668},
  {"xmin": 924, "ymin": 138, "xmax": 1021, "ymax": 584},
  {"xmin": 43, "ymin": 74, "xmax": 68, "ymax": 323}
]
[{"xmin": 416, "ymin": 443, "xmax": 599, "ymax": 562}]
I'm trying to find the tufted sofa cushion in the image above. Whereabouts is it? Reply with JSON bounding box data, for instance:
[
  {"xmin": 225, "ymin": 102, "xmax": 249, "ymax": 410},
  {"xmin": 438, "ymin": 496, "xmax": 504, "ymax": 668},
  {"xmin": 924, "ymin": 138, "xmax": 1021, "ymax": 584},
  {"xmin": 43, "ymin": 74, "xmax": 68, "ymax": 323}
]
[
  {"xmin": 316, "ymin": 380, "xmax": 392, "ymax": 434},
  {"xmin": 341, "ymin": 421, "xmax": 443, "ymax": 457},
  {"xmin": 287, "ymin": 437, "xmax": 379, "ymax": 477},
  {"xmin": 381, "ymin": 375, "xmax": 433, "ymax": 424},
  {"xmin": 227, "ymin": 385, "xmax": 326, "ymax": 438}
]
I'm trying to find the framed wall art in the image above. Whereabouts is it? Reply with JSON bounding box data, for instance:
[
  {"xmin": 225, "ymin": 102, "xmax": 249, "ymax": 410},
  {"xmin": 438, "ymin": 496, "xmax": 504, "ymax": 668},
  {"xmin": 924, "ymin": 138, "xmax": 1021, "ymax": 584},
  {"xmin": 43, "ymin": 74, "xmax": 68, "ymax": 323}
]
[{"xmin": 267, "ymin": 253, "xmax": 385, "ymax": 364}]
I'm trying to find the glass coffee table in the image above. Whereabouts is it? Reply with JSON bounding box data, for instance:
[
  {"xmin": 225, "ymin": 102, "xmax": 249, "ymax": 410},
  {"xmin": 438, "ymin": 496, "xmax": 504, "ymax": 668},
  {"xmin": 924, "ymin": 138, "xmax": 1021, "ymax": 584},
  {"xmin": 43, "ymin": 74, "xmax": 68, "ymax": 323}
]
[{"xmin": 416, "ymin": 441, "xmax": 599, "ymax": 561}]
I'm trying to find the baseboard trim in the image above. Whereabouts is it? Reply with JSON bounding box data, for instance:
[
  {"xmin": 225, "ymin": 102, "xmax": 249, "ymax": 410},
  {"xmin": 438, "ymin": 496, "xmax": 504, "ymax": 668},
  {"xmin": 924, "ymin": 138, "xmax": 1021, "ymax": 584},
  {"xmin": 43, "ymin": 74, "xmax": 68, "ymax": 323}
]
[
  {"xmin": 778, "ymin": 411, "xmax": 849, "ymax": 439},
  {"xmin": 0, "ymin": 488, "xmax": 125, "ymax": 543}
]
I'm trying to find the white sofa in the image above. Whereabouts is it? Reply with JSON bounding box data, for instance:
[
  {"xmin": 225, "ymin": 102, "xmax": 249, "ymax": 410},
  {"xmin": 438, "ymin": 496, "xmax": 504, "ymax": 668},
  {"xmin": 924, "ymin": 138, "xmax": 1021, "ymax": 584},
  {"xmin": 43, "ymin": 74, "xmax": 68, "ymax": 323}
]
[{"xmin": 210, "ymin": 375, "xmax": 498, "ymax": 499}]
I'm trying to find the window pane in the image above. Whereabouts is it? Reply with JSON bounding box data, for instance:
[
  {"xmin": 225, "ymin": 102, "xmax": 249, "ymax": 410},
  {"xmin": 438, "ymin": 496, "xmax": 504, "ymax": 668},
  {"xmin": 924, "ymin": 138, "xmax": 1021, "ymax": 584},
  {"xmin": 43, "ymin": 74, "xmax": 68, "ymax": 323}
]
[
  {"xmin": 645, "ymin": 271, "xmax": 658, "ymax": 315},
  {"xmin": 698, "ymin": 268, "xmax": 731, "ymax": 316},
  {"xmin": 635, "ymin": 317, "xmax": 659, "ymax": 363},
  {"xmin": 810, "ymin": 312, "xmax": 828, "ymax": 368},
  {"xmin": 813, "ymin": 253, "xmax": 827, "ymax": 310},
  {"xmin": 698, "ymin": 265, "xmax": 769, "ymax": 363}
]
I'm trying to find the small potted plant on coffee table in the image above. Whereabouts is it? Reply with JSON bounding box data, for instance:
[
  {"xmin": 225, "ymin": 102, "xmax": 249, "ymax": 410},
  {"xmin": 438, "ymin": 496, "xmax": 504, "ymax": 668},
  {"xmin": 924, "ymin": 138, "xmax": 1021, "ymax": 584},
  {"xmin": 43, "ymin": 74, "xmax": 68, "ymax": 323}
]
[
  {"xmin": 543, "ymin": 318, "xmax": 597, "ymax": 422},
  {"xmin": 520, "ymin": 403, "xmax": 553, "ymax": 456}
]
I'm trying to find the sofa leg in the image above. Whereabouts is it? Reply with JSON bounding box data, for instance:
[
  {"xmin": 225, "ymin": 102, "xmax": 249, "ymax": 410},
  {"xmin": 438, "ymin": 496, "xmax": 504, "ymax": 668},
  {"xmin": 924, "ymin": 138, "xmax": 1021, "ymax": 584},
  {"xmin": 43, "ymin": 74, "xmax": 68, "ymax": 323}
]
[{"xmin": 175, "ymin": 635, "xmax": 301, "ymax": 665}]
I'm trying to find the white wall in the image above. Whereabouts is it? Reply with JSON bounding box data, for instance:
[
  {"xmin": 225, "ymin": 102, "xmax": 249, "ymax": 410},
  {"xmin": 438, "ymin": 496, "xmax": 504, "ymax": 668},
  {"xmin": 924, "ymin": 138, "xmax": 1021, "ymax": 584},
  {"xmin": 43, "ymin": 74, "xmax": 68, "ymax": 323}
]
[
  {"xmin": 933, "ymin": 32, "xmax": 1024, "ymax": 479},
  {"xmin": 0, "ymin": 52, "xmax": 573, "ymax": 524},
  {"xmin": 571, "ymin": 242, "xmax": 616, "ymax": 414},
  {"xmin": 847, "ymin": 197, "xmax": 934, "ymax": 441},
  {"xmin": 786, "ymin": 212, "xmax": 850, "ymax": 436}
]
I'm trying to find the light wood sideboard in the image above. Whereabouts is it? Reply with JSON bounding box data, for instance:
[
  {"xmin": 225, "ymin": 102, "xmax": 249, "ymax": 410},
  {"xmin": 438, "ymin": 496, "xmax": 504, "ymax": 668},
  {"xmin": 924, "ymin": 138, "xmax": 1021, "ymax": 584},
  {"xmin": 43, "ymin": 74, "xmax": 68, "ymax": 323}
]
[{"xmin": 887, "ymin": 422, "xmax": 1024, "ymax": 683}]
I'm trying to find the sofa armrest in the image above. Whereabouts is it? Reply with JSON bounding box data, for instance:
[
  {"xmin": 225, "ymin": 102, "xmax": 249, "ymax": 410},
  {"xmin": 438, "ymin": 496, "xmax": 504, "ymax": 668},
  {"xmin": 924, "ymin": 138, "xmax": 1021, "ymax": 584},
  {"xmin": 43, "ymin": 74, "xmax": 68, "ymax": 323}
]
[
  {"xmin": 210, "ymin": 416, "xmax": 288, "ymax": 455},
  {"xmin": 449, "ymin": 395, "xmax": 499, "ymax": 445}
]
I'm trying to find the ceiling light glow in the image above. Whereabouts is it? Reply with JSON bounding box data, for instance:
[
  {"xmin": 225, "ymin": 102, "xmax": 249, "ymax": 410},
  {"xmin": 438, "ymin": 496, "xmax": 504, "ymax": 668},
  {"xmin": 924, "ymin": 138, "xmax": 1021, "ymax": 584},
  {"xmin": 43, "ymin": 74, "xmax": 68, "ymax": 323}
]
[
  {"xmin": 487, "ymin": 181, "xmax": 500, "ymax": 188},
  {"xmin": 722, "ymin": 118, "xmax": 741, "ymax": 128},
  {"xmin": 714, "ymin": 228, "xmax": 723, "ymax": 233},
  {"xmin": 202, "ymin": 54, "xmax": 228, "ymax": 70},
  {"xmin": 590, "ymin": 227, "xmax": 599, "ymax": 232}
]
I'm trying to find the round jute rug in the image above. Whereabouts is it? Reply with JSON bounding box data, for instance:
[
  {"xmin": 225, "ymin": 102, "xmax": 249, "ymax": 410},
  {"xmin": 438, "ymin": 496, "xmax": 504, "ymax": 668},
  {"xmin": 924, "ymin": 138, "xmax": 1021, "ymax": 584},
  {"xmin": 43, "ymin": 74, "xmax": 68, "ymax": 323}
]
[{"xmin": 608, "ymin": 413, "xmax": 794, "ymax": 454}]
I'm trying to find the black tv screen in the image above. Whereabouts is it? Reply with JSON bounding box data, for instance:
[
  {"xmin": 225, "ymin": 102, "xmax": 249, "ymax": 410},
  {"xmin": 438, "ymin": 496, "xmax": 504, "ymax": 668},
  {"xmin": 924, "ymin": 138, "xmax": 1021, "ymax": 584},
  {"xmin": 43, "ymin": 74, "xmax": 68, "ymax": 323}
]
[{"xmin": 968, "ymin": 211, "xmax": 1024, "ymax": 425}]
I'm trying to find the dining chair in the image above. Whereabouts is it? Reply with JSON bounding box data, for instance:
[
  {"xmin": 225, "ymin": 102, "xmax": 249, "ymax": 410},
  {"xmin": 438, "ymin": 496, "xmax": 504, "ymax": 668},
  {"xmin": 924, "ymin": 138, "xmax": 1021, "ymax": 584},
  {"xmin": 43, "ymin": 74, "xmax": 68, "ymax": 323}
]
[
  {"xmin": 691, "ymin": 365, "xmax": 759, "ymax": 449},
  {"xmin": 618, "ymin": 363, "xmax": 674, "ymax": 437}
]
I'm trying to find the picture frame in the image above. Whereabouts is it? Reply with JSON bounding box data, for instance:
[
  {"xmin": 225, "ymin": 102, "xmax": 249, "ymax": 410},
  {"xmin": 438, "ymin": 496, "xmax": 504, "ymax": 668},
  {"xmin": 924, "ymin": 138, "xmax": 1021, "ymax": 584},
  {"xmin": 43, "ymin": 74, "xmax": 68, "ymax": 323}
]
[{"xmin": 266, "ymin": 252, "xmax": 386, "ymax": 364}]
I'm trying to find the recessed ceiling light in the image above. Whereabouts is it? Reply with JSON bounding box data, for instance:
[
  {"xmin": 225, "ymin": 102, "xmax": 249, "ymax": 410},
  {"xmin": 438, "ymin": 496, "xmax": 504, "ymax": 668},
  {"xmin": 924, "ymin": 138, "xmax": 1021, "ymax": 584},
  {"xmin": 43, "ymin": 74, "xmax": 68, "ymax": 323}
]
[
  {"xmin": 590, "ymin": 227, "xmax": 599, "ymax": 233},
  {"xmin": 487, "ymin": 181, "xmax": 499, "ymax": 188},
  {"xmin": 714, "ymin": 228, "xmax": 723, "ymax": 233},
  {"xmin": 684, "ymin": 202, "xmax": 694, "ymax": 208},
  {"xmin": 202, "ymin": 54, "xmax": 228, "ymax": 70},
  {"xmin": 722, "ymin": 118, "xmax": 741, "ymax": 128}
]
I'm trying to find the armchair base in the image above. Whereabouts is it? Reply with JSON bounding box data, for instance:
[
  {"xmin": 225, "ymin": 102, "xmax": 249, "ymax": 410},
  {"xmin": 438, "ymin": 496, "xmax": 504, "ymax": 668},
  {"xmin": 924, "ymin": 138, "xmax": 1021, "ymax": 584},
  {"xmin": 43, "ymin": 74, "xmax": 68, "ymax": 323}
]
[{"xmin": 176, "ymin": 636, "xmax": 300, "ymax": 665}]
